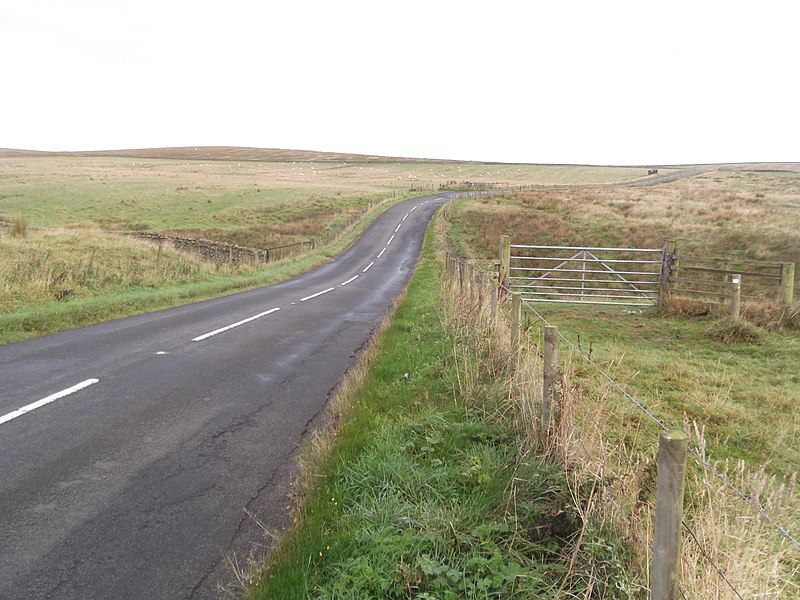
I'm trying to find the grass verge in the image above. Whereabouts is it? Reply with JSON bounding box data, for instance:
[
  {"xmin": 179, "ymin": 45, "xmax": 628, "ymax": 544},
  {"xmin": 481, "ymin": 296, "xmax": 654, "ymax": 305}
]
[
  {"xmin": 0, "ymin": 196, "xmax": 412, "ymax": 345},
  {"xmin": 242, "ymin": 214, "xmax": 638, "ymax": 599}
]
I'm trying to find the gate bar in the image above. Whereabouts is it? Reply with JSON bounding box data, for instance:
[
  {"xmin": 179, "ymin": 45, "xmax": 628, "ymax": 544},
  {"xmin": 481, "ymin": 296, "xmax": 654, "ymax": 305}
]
[
  {"xmin": 512, "ymin": 256, "xmax": 662, "ymax": 264},
  {"xmin": 512, "ymin": 267, "xmax": 661, "ymax": 276},
  {"xmin": 523, "ymin": 298, "xmax": 655, "ymax": 307},
  {"xmin": 520, "ymin": 291, "xmax": 659, "ymax": 300},
  {"xmin": 512, "ymin": 244, "xmax": 663, "ymax": 253},
  {"xmin": 512, "ymin": 284, "xmax": 660, "ymax": 294},
  {"xmin": 510, "ymin": 276, "xmax": 660, "ymax": 285}
]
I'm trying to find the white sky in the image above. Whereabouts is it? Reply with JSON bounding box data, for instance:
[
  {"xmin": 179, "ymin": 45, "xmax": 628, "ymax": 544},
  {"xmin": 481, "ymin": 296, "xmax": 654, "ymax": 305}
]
[{"xmin": 1, "ymin": 0, "xmax": 798, "ymax": 165}]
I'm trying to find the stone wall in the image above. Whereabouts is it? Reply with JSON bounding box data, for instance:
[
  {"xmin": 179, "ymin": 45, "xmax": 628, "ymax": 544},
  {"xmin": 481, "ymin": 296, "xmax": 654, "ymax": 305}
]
[{"xmin": 117, "ymin": 231, "xmax": 313, "ymax": 264}]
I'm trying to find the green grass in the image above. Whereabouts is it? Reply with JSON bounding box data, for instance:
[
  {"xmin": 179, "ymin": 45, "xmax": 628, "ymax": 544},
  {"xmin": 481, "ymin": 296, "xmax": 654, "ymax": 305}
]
[
  {"xmin": 247, "ymin": 220, "xmax": 639, "ymax": 599},
  {"xmin": 0, "ymin": 197, "xmax": 402, "ymax": 345},
  {"xmin": 446, "ymin": 170, "xmax": 800, "ymax": 277},
  {"xmin": 0, "ymin": 156, "xmax": 654, "ymax": 236},
  {"xmin": 521, "ymin": 305, "xmax": 800, "ymax": 478},
  {"xmin": 444, "ymin": 170, "xmax": 800, "ymax": 478}
]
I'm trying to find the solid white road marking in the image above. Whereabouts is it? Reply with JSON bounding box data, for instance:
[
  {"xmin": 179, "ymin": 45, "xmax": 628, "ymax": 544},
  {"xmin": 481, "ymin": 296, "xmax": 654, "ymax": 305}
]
[
  {"xmin": 340, "ymin": 275, "xmax": 359, "ymax": 286},
  {"xmin": 0, "ymin": 379, "xmax": 99, "ymax": 426},
  {"xmin": 402, "ymin": 213, "xmax": 409, "ymax": 221},
  {"xmin": 387, "ymin": 235, "xmax": 395, "ymax": 245},
  {"xmin": 395, "ymin": 224, "xmax": 401, "ymax": 233},
  {"xmin": 362, "ymin": 261, "xmax": 375, "ymax": 272},
  {"xmin": 192, "ymin": 308, "xmax": 280, "ymax": 342},
  {"xmin": 156, "ymin": 351, "xmax": 168, "ymax": 355},
  {"xmin": 300, "ymin": 287, "xmax": 335, "ymax": 302},
  {"xmin": 377, "ymin": 247, "xmax": 387, "ymax": 258}
]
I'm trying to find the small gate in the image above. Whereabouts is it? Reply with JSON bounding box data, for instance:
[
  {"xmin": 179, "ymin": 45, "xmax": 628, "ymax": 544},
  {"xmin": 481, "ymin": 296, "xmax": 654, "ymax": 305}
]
[{"xmin": 508, "ymin": 244, "xmax": 665, "ymax": 307}]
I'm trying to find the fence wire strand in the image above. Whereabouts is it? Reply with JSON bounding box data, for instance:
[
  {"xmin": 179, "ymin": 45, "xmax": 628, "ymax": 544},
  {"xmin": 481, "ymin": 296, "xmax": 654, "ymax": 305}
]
[
  {"xmin": 682, "ymin": 522, "xmax": 745, "ymax": 600},
  {"xmin": 451, "ymin": 258, "xmax": 768, "ymax": 598},
  {"xmin": 504, "ymin": 283, "xmax": 800, "ymax": 551}
]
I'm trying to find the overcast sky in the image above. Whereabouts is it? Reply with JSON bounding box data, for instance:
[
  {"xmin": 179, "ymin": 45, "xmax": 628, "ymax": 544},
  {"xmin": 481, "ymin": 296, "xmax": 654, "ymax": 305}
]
[{"xmin": 2, "ymin": 1, "xmax": 798, "ymax": 165}]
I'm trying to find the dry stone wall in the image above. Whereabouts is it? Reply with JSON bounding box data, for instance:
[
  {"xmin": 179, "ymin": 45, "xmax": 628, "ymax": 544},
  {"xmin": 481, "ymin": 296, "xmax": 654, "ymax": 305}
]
[{"xmin": 118, "ymin": 231, "xmax": 313, "ymax": 264}]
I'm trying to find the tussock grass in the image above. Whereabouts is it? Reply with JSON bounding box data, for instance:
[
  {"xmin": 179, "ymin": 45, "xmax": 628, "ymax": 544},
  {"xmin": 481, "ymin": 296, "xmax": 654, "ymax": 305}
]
[
  {"xmin": 0, "ymin": 228, "xmax": 256, "ymax": 312},
  {"xmin": 705, "ymin": 318, "xmax": 766, "ymax": 344},
  {"xmin": 660, "ymin": 294, "xmax": 800, "ymax": 331},
  {"xmin": 9, "ymin": 214, "xmax": 28, "ymax": 237}
]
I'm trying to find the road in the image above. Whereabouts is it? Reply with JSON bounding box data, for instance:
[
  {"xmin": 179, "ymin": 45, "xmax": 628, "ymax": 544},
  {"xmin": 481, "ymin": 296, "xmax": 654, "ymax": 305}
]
[
  {"xmin": 613, "ymin": 168, "xmax": 706, "ymax": 187},
  {"xmin": 0, "ymin": 194, "xmax": 448, "ymax": 599}
]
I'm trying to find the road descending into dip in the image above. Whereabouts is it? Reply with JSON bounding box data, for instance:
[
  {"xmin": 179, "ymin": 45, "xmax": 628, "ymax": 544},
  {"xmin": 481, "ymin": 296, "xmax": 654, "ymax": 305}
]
[{"xmin": 0, "ymin": 194, "xmax": 448, "ymax": 599}]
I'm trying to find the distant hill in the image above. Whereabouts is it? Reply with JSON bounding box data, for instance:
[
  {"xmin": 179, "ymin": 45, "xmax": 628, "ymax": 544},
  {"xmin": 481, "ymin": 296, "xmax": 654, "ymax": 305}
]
[
  {"xmin": 0, "ymin": 146, "xmax": 457, "ymax": 163},
  {"xmin": 1, "ymin": 147, "xmax": 797, "ymax": 171}
]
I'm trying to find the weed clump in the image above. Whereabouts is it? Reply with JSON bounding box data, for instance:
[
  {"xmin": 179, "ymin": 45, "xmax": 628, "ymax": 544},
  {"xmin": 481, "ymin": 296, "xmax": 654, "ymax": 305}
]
[
  {"xmin": 742, "ymin": 300, "xmax": 800, "ymax": 331},
  {"xmin": 705, "ymin": 319, "xmax": 765, "ymax": 344},
  {"xmin": 10, "ymin": 214, "xmax": 28, "ymax": 237}
]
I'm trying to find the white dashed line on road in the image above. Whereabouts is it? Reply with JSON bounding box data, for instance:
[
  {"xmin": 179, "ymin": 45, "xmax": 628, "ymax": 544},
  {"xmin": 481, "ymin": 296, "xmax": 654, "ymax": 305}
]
[
  {"xmin": 402, "ymin": 213, "xmax": 409, "ymax": 221},
  {"xmin": 387, "ymin": 235, "xmax": 395, "ymax": 245},
  {"xmin": 377, "ymin": 247, "xmax": 387, "ymax": 259},
  {"xmin": 192, "ymin": 308, "xmax": 280, "ymax": 342},
  {"xmin": 363, "ymin": 261, "xmax": 375, "ymax": 272},
  {"xmin": 340, "ymin": 275, "xmax": 359, "ymax": 286},
  {"xmin": 0, "ymin": 379, "xmax": 100, "ymax": 426},
  {"xmin": 410, "ymin": 206, "xmax": 417, "ymax": 212},
  {"xmin": 395, "ymin": 224, "xmax": 401, "ymax": 233},
  {"xmin": 300, "ymin": 287, "xmax": 335, "ymax": 302}
]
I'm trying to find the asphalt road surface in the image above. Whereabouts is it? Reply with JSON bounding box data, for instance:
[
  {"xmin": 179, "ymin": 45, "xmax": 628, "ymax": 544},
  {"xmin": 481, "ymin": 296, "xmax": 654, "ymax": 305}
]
[{"xmin": 0, "ymin": 194, "xmax": 448, "ymax": 599}]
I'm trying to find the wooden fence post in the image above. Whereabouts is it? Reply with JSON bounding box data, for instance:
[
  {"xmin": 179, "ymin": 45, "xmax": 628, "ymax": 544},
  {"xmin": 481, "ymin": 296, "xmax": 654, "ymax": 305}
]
[
  {"xmin": 543, "ymin": 326, "xmax": 558, "ymax": 438},
  {"xmin": 490, "ymin": 278, "xmax": 498, "ymax": 322},
  {"xmin": 730, "ymin": 274, "xmax": 741, "ymax": 320},
  {"xmin": 781, "ymin": 262, "xmax": 795, "ymax": 305},
  {"xmin": 499, "ymin": 235, "xmax": 511, "ymax": 296},
  {"xmin": 474, "ymin": 267, "xmax": 484, "ymax": 313},
  {"xmin": 652, "ymin": 430, "xmax": 689, "ymax": 600},
  {"xmin": 658, "ymin": 240, "xmax": 676, "ymax": 310},
  {"xmin": 511, "ymin": 293, "xmax": 521, "ymax": 355}
]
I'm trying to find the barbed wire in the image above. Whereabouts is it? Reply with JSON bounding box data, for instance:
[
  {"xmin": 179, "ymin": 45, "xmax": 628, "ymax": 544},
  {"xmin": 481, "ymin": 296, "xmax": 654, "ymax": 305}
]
[
  {"xmin": 682, "ymin": 522, "xmax": 745, "ymax": 600},
  {"xmin": 517, "ymin": 295, "xmax": 672, "ymax": 433},
  {"xmin": 449, "ymin": 259, "xmax": 800, "ymax": 550},
  {"xmin": 514, "ymin": 287, "xmax": 800, "ymax": 550},
  {"xmin": 448, "ymin": 258, "xmax": 754, "ymax": 597},
  {"xmin": 564, "ymin": 386, "xmax": 742, "ymax": 599}
]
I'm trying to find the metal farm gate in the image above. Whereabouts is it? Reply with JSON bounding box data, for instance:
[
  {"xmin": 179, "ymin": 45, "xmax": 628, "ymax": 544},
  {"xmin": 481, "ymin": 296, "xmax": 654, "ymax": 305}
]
[{"xmin": 507, "ymin": 244, "xmax": 665, "ymax": 307}]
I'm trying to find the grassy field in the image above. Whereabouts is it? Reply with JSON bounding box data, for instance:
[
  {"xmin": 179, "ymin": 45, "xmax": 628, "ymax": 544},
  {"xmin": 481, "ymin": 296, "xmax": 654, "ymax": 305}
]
[
  {"xmin": 446, "ymin": 168, "xmax": 800, "ymax": 474},
  {"xmin": 447, "ymin": 169, "xmax": 800, "ymax": 272},
  {"xmin": 442, "ymin": 169, "xmax": 800, "ymax": 594},
  {"xmin": 0, "ymin": 150, "xmax": 664, "ymax": 343},
  {"xmin": 0, "ymin": 196, "xmax": 401, "ymax": 345},
  {"xmin": 0, "ymin": 153, "xmax": 661, "ymax": 244}
]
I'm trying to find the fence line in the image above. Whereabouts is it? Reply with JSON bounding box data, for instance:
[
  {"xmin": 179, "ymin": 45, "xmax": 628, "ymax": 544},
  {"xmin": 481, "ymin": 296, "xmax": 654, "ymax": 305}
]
[
  {"xmin": 444, "ymin": 252, "xmax": 798, "ymax": 597},
  {"xmin": 512, "ymin": 282, "xmax": 800, "ymax": 550}
]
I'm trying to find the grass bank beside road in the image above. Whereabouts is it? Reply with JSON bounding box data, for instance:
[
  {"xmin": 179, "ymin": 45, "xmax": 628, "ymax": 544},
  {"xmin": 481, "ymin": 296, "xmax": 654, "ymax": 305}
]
[
  {"xmin": 0, "ymin": 197, "xmax": 403, "ymax": 345},
  {"xmin": 245, "ymin": 217, "xmax": 636, "ymax": 599}
]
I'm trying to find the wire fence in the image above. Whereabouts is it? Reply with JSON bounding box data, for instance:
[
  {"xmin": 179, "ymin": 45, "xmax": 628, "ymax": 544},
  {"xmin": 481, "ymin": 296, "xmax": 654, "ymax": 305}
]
[{"xmin": 444, "ymin": 251, "xmax": 799, "ymax": 598}]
